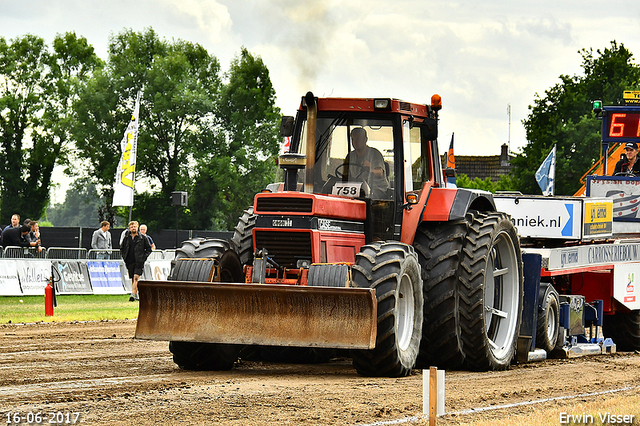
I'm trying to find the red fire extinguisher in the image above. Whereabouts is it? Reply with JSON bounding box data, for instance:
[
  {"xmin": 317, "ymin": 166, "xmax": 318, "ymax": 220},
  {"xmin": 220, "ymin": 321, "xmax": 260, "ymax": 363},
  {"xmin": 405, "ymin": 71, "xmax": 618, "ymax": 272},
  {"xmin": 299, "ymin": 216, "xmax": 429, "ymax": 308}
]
[{"xmin": 45, "ymin": 279, "xmax": 55, "ymax": 317}]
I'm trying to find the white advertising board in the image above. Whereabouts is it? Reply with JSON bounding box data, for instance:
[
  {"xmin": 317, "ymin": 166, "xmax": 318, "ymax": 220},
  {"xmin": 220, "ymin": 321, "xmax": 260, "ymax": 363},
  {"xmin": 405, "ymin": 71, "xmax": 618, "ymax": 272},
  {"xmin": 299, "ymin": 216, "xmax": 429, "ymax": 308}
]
[
  {"xmin": 494, "ymin": 196, "xmax": 581, "ymax": 239},
  {"xmin": 494, "ymin": 196, "xmax": 612, "ymax": 239},
  {"xmin": 16, "ymin": 260, "xmax": 52, "ymax": 296},
  {"xmin": 143, "ymin": 260, "xmax": 172, "ymax": 281},
  {"xmin": 588, "ymin": 176, "xmax": 640, "ymax": 220},
  {"xmin": 87, "ymin": 261, "xmax": 126, "ymax": 294},
  {"xmin": 547, "ymin": 243, "xmax": 640, "ymax": 271},
  {"xmin": 613, "ymin": 263, "xmax": 640, "ymax": 310},
  {"xmin": 0, "ymin": 261, "xmax": 22, "ymax": 296}
]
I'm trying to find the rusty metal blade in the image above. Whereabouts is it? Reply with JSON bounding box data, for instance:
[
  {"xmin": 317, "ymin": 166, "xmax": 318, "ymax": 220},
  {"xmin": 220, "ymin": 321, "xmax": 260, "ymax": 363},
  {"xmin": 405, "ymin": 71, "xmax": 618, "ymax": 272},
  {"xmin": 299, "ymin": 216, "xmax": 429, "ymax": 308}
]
[{"xmin": 135, "ymin": 280, "xmax": 377, "ymax": 349}]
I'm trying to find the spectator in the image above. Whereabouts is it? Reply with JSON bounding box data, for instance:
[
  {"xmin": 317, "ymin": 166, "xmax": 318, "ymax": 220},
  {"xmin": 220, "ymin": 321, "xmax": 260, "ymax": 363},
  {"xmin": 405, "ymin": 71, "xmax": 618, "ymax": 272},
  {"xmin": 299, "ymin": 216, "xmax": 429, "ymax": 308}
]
[
  {"xmin": 91, "ymin": 221, "xmax": 112, "ymax": 260},
  {"xmin": 120, "ymin": 221, "xmax": 152, "ymax": 302},
  {"xmin": 25, "ymin": 220, "xmax": 43, "ymax": 254},
  {"xmin": 1, "ymin": 214, "xmax": 22, "ymax": 247},
  {"xmin": 119, "ymin": 228, "xmax": 129, "ymax": 245},
  {"xmin": 139, "ymin": 224, "xmax": 156, "ymax": 250},
  {"xmin": 2, "ymin": 214, "xmax": 20, "ymax": 233},
  {"xmin": 2, "ymin": 225, "xmax": 38, "ymax": 249}
]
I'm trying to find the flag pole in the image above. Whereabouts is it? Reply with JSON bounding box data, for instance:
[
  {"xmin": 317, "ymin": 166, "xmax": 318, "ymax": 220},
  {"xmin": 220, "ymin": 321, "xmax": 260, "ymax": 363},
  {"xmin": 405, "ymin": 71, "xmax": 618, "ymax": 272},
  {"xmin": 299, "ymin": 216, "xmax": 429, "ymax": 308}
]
[{"xmin": 112, "ymin": 91, "xmax": 142, "ymax": 216}]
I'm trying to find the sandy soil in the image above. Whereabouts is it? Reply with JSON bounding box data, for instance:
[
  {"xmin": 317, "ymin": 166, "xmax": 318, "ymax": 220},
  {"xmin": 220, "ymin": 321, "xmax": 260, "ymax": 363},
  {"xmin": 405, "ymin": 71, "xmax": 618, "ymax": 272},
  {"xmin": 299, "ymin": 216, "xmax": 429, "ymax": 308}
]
[{"xmin": 1, "ymin": 320, "xmax": 639, "ymax": 426}]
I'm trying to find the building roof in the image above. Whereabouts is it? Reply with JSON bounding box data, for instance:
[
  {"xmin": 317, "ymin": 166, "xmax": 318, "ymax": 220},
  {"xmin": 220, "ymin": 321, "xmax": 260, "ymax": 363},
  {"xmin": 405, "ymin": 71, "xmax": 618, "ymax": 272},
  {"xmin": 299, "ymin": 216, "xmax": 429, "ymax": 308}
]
[{"xmin": 442, "ymin": 143, "xmax": 513, "ymax": 182}]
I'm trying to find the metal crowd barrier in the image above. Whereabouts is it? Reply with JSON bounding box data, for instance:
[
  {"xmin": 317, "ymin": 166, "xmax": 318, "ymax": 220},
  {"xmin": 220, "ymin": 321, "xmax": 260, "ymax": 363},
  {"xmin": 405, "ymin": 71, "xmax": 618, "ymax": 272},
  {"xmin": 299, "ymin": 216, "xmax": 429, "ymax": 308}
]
[
  {"xmin": 2, "ymin": 246, "xmax": 47, "ymax": 259},
  {"xmin": 46, "ymin": 248, "xmax": 87, "ymax": 260},
  {"xmin": 2, "ymin": 246, "xmax": 176, "ymax": 260},
  {"xmin": 87, "ymin": 249, "xmax": 123, "ymax": 260},
  {"xmin": 147, "ymin": 250, "xmax": 164, "ymax": 260}
]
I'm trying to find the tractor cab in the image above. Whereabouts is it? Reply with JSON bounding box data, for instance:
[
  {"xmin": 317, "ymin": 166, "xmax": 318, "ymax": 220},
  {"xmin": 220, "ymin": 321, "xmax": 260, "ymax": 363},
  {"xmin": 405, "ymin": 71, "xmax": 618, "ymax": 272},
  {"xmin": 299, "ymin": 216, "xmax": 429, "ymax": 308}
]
[{"xmin": 277, "ymin": 93, "xmax": 443, "ymax": 242}]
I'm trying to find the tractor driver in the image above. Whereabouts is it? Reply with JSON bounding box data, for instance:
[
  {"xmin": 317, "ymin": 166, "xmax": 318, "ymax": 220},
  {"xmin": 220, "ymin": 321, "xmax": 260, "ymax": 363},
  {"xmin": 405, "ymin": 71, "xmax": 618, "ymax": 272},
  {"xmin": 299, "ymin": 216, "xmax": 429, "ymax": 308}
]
[{"xmin": 343, "ymin": 128, "xmax": 390, "ymax": 198}]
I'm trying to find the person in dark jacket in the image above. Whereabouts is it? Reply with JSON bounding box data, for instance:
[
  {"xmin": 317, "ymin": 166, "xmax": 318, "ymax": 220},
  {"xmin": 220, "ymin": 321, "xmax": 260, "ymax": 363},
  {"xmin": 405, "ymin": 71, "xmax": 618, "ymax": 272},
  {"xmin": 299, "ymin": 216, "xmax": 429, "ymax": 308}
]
[
  {"xmin": 119, "ymin": 221, "xmax": 152, "ymax": 301},
  {"xmin": 2, "ymin": 225, "xmax": 39, "ymax": 249},
  {"xmin": 614, "ymin": 141, "xmax": 640, "ymax": 176}
]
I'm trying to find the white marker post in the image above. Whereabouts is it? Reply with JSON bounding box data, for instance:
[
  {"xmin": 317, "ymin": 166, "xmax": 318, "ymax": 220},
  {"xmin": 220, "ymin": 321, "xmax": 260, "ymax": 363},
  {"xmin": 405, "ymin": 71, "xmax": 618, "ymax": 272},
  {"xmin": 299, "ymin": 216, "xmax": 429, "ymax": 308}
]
[{"xmin": 423, "ymin": 367, "xmax": 445, "ymax": 424}]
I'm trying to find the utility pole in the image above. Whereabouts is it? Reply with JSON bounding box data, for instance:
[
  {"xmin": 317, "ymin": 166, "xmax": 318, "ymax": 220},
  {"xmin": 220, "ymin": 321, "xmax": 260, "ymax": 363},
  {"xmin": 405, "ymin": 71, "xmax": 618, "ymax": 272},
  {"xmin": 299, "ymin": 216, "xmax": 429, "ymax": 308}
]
[
  {"xmin": 507, "ymin": 103, "xmax": 511, "ymax": 153},
  {"xmin": 507, "ymin": 103, "xmax": 512, "ymax": 153}
]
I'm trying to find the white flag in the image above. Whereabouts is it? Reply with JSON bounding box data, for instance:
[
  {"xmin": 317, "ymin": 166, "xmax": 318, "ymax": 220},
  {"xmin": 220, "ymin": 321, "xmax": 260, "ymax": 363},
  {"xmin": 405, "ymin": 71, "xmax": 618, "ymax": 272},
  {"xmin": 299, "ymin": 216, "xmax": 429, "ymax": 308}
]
[
  {"xmin": 535, "ymin": 145, "xmax": 556, "ymax": 196},
  {"xmin": 112, "ymin": 92, "xmax": 141, "ymax": 207}
]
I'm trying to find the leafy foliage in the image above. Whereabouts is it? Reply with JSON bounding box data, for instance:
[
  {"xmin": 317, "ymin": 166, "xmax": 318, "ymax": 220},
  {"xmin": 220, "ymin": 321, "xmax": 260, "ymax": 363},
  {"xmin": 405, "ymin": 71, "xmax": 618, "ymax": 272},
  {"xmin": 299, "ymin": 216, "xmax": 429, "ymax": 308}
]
[
  {"xmin": 73, "ymin": 28, "xmax": 222, "ymax": 229},
  {"xmin": 512, "ymin": 41, "xmax": 640, "ymax": 195},
  {"xmin": 73, "ymin": 30, "xmax": 280, "ymax": 231},
  {"xmin": 186, "ymin": 47, "xmax": 281, "ymax": 230},
  {"xmin": 455, "ymin": 174, "xmax": 518, "ymax": 193},
  {"xmin": 0, "ymin": 33, "xmax": 101, "ymax": 223}
]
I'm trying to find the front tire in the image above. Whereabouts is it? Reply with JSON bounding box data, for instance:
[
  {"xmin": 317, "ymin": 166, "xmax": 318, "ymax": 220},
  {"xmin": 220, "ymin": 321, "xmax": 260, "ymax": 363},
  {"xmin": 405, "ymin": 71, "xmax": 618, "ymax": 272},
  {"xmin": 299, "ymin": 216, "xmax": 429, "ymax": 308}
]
[
  {"xmin": 170, "ymin": 341, "xmax": 240, "ymax": 370},
  {"xmin": 459, "ymin": 211, "xmax": 523, "ymax": 371},
  {"xmin": 351, "ymin": 242, "xmax": 423, "ymax": 377},
  {"xmin": 168, "ymin": 238, "xmax": 243, "ymax": 370}
]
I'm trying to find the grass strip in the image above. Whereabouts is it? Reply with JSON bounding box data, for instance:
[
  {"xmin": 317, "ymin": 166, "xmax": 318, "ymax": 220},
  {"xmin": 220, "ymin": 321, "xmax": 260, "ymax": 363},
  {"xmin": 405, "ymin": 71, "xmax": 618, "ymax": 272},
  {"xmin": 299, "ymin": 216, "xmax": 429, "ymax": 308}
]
[{"xmin": 0, "ymin": 295, "xmax": 138, "ymax": 324}]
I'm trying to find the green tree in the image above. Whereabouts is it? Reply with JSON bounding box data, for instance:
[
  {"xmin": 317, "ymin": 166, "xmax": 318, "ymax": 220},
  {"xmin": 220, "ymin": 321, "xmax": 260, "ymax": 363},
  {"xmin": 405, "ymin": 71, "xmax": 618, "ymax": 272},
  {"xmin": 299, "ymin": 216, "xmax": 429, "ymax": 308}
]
[
  {"xmin": 187, "ymin": 47, "xmax": 281, "ymax": 230},
  {"xmin": 455, "ymin": 174, "xmax": 517, "ymax": 193},
  {"xmin": 512, "ymin": 41, "xmax": 640, "ymax": 195},
  {"xmin": 73, "ymin": 28, "xmax": 221, "ymax": 230},
  {"xmin": 0, "ymin": 33, "xmax": 101, "ymax": 222}
]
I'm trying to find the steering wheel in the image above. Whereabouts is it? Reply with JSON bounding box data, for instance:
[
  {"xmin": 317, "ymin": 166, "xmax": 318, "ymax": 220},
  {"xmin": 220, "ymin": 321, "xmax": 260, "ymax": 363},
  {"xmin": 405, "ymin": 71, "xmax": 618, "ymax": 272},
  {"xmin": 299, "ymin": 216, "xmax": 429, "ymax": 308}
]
[
  {"xmin": 335, "ymin": 163, "xmax": 368, "ymax": 180},
  {"xmin": 614, "ymin": 171, "xmax": 637, "ymax": 177}
]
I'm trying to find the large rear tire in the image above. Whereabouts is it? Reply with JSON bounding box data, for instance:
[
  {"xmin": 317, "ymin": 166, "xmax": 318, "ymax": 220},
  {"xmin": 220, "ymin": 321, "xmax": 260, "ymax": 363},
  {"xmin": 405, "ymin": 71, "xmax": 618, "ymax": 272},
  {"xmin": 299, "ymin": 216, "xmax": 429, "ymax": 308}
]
[
  {"xmin": 459, "ymin": 211, "xmax": 523, "ymax": 371},
  {"xmin": 413, "ymin": 221, "xmax": 467, "ymax": 369},
  {"xmin": 351, "ymin": 242, "xmax": 423, "ymax": 377},
  {"xmin": 602, "ymin": 309, "xmax": 640, "ymax": 351},
  {"xmin": 231, "ymin": 207, "xmax": 256, "ymax": 265},
  {"xmin": 168, "ymin": 238, "xmax": 243, "ymax": 370}
]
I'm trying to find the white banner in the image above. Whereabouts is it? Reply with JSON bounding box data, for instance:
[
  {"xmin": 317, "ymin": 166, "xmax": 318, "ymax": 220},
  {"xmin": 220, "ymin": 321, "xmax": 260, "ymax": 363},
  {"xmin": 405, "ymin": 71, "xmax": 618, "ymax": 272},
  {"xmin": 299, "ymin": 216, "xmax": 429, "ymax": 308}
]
[
  {"xmin": 614, "ymin": 264, "xmax": 640, "ymax": 310},
  {"xmin": 16, "ymin": 260, "xmax": 52, "ymax": 296},
  {"xmin": 0, "ymin": 261, "xmax": 22, "ymax": 296},
  {"xmin": 112, "ymin": 92, "xmax": 141, "ymax": 207},
  {"xmin": 87, "ymin": 261, "xmax": 127, "ymax": 294},
  {"xmin": 143, "ymin": 260, "xmax": 172, "ymax": 281}
]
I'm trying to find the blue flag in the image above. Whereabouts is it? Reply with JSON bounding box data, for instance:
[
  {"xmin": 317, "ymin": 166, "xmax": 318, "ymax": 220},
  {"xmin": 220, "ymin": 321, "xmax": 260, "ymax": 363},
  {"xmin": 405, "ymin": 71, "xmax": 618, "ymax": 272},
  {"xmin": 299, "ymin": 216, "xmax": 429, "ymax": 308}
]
[{"xmin": 535, "ymin": 145, "xmax": 556, "ymax": 196}]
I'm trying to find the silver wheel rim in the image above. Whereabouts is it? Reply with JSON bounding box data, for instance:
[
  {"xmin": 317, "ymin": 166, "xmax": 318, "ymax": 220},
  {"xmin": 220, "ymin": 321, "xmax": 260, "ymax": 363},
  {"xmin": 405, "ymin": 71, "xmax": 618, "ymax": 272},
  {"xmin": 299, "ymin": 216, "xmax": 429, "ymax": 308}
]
[
  {"xmin": 483, "ymin": 230, "xmax": 519, "ymax": 360},
  {"xmin": 396, "ymin": 273, "xmax": 415, "ymax": 351},
  {"xmin": 546, "ymin": 295, "xmax": 558, "ymax": 343}
]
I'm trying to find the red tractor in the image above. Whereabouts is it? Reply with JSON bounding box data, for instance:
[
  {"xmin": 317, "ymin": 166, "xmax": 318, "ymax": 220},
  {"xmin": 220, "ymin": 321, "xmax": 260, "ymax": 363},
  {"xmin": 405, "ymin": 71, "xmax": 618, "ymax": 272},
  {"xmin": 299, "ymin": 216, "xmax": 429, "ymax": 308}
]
[{"xmin": 136, "ymin": 92, "xmax": 523, "ymax": 377}]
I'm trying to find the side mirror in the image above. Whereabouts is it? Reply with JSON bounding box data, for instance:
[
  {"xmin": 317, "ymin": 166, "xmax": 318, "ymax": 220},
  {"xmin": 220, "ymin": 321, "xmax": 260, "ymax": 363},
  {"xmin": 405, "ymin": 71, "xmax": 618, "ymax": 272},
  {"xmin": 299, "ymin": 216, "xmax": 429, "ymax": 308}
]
[
  {"xmin": 280, "ymin": 116, "xmax": 295, "ymax": 137},
  {"xmin": 421, "ymin": 118, "xmax": 438, "ymax": 140},
  {"xmin": 402, "ymin": 193, "xmax": 419, "ymax": 210}
]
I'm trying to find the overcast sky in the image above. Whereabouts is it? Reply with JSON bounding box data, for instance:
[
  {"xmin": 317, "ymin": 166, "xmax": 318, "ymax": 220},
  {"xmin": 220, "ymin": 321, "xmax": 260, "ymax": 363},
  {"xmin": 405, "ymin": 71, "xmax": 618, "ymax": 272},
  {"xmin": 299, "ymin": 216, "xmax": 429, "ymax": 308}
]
[{"xmin": 2, "ymin": 0, "xmax": 640, "ymax": 202}]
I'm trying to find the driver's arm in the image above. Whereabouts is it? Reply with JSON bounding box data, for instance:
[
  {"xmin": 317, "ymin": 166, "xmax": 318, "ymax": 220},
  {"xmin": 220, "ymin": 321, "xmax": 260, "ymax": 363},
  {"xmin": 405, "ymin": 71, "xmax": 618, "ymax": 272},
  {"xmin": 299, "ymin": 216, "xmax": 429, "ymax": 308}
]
[
  {"xmin": 367, "ymin": 150, "xmax": 385, "ymax": 178},
  {"xmin": 613, "ymin": 160, "xmax": 623, "ymax": 175}
]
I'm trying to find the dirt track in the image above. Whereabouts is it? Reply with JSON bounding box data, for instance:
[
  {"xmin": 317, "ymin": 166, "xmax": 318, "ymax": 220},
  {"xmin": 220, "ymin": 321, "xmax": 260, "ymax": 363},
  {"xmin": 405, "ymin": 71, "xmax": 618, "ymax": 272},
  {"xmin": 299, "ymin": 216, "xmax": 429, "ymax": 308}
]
[{"xmin": 1, "ymin": 320, "xmax": 639, "ymax": 425}]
